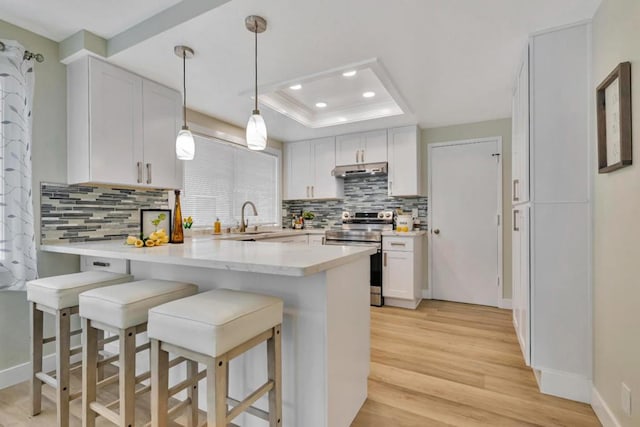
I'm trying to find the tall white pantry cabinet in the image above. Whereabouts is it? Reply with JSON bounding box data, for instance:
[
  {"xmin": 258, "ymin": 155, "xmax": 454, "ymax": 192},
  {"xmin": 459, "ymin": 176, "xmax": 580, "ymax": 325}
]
[{"xmin": 511, "ymin": 21, "xmax": 591, "ymax": 403}]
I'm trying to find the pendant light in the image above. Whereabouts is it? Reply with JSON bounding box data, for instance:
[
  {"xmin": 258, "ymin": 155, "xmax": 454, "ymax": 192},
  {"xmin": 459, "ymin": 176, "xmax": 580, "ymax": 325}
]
[
  {"xmin": 245, "ymin": 15, "xmax": 268, "ymax": 151},
  {"xmin": 174, "ymin": 45, "xmax": 195, "ymax": 160}
]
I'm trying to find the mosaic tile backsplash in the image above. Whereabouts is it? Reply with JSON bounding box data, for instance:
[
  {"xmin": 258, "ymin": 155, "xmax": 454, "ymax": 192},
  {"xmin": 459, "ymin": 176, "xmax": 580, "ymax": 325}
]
[
  {"xmin": 283, "ymin": 175, "xmax": 428, "ymax": 229},
  {"xmin": 41, "ymin": 183, "xmax": 169, "ymax": 243}
]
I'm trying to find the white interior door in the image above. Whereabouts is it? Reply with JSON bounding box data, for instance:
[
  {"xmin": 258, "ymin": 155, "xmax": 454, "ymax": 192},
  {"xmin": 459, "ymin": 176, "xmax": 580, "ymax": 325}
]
[{"xmin": 429, "ymin": 138, "xmax": 502, "ymax": 306}]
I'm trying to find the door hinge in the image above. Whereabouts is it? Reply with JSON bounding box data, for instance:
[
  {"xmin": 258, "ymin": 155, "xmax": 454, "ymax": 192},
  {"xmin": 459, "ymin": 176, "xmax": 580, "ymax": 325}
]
[{"xmin": 497, "ymin": 214, "xmax": 501, "ymax": 226}]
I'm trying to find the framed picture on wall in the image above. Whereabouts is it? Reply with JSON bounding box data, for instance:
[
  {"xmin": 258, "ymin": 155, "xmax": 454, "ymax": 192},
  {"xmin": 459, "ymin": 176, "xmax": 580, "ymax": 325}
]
[
  {"xmin": 596, "ymin": 61, "xmax": 632, "ymax": 173},
  {"xmin": 140, "ymin": 209, "xmax": 172, "ymax": 239}
]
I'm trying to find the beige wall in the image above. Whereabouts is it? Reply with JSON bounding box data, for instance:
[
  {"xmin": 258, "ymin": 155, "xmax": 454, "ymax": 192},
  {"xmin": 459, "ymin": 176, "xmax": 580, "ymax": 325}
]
[
  {"xmin": 421, "ymin": 118, "xmax": 512, "ymax": 299},
  {"xmin": 0, "ymin": 20, "xmax": 79, "ymax": 372},
  {"xmin": 592, "ymin": 0, "xmax": 640, "ymax": 425}
]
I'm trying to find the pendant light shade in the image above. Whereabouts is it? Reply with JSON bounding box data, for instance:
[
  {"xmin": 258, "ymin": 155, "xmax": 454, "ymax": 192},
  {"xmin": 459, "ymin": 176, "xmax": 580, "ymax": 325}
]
[
  {"xmin": 245, "ymin": 15, "xmax": 267, "ymax": 151},
  {"xmin": 174, "ymin": 45, "xmax": 195, "ymax": 160},
  {"xmin": 246, "ymin": 113, "xmax": 267, "ymax": 150}
]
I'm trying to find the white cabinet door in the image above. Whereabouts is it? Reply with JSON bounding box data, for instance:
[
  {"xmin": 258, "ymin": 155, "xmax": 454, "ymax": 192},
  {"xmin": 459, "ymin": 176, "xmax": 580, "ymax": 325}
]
[
  {"xmin": 382, "ymin": 250, "xmax": 413, "ymax": 299},
  {"xmin": 362, "ymin": 129, "xmax": 388, "ymax": 164},
  {"xmin": 388, "ymin": 126, "xmax": 421, "ymax": 196},
  {"xmin": 285, "ymin": 141, "xmax": 311, "ymax": 200},
  {"xmin": 335, "ymin": 133, "xmax": 362, "ymax": 166},
  {"xmin": 312, "ymin": 137, "xmax": 340, "ymax": 199},
  {"xmin": 512, "ymin": 206, "xmax": 530, "ymax": 365},
  {"xmin": 89, "ymin": 58, "xmax": 143, "ymax": 186},
  {"xmin": 512, "ymin": 48, "xmax": 529, "ymax": 204},
  {"xmin": 142, "ymin": 79, "xmax": 183, "ymax": 189}
]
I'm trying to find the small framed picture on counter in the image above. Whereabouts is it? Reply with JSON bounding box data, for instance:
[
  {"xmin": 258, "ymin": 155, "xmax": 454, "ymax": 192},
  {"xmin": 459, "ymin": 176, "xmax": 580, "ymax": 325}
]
[{"xmin": 140, "ymin": 209, "xmax": 172, "ymax": 239}]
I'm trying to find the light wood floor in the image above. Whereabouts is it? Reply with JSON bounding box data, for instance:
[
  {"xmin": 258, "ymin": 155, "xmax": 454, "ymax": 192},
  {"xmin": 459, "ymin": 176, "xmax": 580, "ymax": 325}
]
[
  {"xmin": 351, "ymin": 300, "xmax": 600, "ymax": 426},
  {"xmin": 0, "ymin": 300, "xmax": 600, "ymax": 426}
]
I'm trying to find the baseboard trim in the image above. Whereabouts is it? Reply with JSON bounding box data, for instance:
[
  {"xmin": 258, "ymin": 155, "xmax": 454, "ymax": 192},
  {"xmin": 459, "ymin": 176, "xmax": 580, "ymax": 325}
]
[
  {"xmin": 385, "ymin": 297, "xmax": 421, "ymax": 310},
  {"xmin": 421, "ymin": 288, "xmax": 432, "ymax": 299},
  {"xmin": 0, "ymin": 353, "xmax": 56, "ymax": 390},
  {"xmin": 499, "ymin": 298, "xmax": 512, "ymax": 309},
  {"xmin": 591, "ymin": 385, "xmax": 622, "ymax": 427},
  {"xmin": 537, "ymin": 367, "xmax": 591, "ymax": 403}
]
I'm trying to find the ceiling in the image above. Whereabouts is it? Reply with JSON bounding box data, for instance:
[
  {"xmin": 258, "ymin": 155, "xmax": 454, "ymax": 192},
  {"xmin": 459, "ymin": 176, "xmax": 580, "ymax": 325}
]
[{"xmin": 0, "ymin": 0, "xmax": 602, "ymax": 142}]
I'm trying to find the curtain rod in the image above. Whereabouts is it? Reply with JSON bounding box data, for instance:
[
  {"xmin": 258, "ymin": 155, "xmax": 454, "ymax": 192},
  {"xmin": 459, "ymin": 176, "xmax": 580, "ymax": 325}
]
[{"xmin": 0, "ymin": 41, "xmax": 45, "ymax": 62}]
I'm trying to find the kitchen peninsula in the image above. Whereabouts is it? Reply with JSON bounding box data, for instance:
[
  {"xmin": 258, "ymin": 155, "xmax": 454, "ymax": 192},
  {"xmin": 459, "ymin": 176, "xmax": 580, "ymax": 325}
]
[{"xmin": 41, "ymin": 238, "xmax": 375, "ymax": 427}]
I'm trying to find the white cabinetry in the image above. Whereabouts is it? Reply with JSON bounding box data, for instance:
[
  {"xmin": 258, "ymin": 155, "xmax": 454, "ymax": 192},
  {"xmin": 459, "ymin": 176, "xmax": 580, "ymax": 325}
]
[
  {"xmin": 387, "ymin": 126, "xmax": 423, "ymax": 196},
  {"xmin": 511, "ymin": 22, "xmax": 591, "ymax": 403},
  {"xmin": 261, "ymin": 234, "xmax": 309, "ymax": 245},
  {"xmin": 67, "ymin": 56, "xmax": 183, "ymax": 189},
  {"xmin": 382, "ymin": 235, "xmax": 423, "ymax": 309},
  {"xmin": 284, "ymin": 137, "xmax": 343, "ymax": 200},
  {"xmin": 335, "ymin": 130, "xmax": 387, "ymax": 166},
  {"xmin": 308, "ymin": 234, "xmax": 325, "ymax": 246}
]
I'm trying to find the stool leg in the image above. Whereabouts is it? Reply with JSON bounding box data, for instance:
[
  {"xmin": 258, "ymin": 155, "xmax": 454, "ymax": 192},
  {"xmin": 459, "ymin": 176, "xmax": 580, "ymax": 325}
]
[
  {"xmin": 119, "ymin": 326, "xmax": 137, "ymax": 427},
  {"xmin": 96, "ymin": 329, "xmax": 105, "ymax": 381},
  {"xmin": 206, "ymin": 356, "xmax": 228, "ymax": 427},
  {"xmin": 82, "ymin": 318, "xmax": 98, "ymax": 427},
  {"xmin": 150, "ymin": 339, "xmax": 169, "ymax": 427},
  {"xmin": 30, "ymin": 302, "xmax": 43, "ymax": 416},
  {"xmin": 267, "ymin": 324, "xmax": 283, "ymax": 427},
  {"xmin": 56, "ymin": 307, "xmax": 72, "ymax": 427},
  {"xmin": 187, "ymin": 360, "xmax": 199, "ymax": 427}
]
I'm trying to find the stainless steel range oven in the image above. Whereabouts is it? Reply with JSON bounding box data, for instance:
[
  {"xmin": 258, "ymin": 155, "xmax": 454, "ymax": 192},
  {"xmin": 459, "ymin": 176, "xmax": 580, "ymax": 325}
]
[{"xmin": 324, "ymin": 211, "xmax": 393, "ymax": 306}]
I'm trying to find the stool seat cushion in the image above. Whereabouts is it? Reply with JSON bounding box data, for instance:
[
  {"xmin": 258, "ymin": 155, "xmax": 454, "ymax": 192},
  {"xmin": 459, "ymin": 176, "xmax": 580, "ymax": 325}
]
[
  {"xmin": 79, "ymin": 280, "xmax": 198, "ymax": 329},
  {"xmin": 148, "ymin": 289, "xmax": 283, "ymax": 357},
  {"xmin": 27, "ymin": 271, "xmax": 133, "ymax": 309}
]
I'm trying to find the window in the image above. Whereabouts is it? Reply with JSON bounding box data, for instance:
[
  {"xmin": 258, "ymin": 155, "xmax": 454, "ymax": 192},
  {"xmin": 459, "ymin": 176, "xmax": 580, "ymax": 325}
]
[{"xmin": 182, "ymin": 135, "xmax": 280, "ymax": 228}]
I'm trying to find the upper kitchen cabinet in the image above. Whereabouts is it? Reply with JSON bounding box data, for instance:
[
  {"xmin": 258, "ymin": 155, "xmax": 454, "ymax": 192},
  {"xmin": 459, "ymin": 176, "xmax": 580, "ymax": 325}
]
[
  {"xmin": 335, "ymin": 129, "xmax": 387, "ymax": 166},
  {"xmin": 511, "ymin": 48, "xmax": 530, "ymax": 205},
  {"xmin": 284, "ymin": 137, "xmax": 343, "ymax": 200},
  {"xmin": 387, "ymin": 125, "xmax": 423, "ymax": 197},
  {"xmin": 67, "ymin": 56, "xmax": 183, "ymax": 189}
]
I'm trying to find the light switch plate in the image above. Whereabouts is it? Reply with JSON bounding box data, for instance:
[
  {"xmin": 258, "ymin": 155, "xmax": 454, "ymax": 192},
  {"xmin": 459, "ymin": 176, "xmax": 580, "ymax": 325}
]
[{"xmin": 622, "ymin": 383, "xmax": 632, "ymax": 416}]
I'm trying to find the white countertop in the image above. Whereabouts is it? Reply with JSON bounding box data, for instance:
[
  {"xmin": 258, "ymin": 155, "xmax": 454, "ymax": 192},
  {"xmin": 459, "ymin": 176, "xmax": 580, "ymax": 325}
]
[
  {"xmin": 208, "ymin": 228, "xmax": 326, "ymax": 241},
  {"xmin": 382, "ymin": 230, "xmax": 428, "ymax": 237},
  {"xmin": 40, "ymin": 237, "xmax": 375, "ymax": 277}
]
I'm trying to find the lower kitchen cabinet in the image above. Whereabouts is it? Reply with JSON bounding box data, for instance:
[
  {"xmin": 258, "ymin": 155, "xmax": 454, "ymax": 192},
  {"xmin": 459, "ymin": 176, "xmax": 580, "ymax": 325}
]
[
  {"xmin": 261, "ymin": 234, "xmax": 309, "ymax": 245},
  {"xmin": 382, "ymin": 234, "xmax": 424, "ymax": 309},
  {"xmin": 308, "ymin": 234, "xmax": 325, "ymax": 246}
]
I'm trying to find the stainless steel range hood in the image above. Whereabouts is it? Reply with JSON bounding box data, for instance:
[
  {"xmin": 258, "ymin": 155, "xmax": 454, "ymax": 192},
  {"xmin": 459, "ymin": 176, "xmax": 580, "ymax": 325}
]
[{"xmin": 331, "ymin": 162, "xmax": 388, "ymax": 178}]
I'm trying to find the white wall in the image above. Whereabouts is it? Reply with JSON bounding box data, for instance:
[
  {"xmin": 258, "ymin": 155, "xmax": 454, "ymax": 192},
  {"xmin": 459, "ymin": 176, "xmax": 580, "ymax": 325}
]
[{"xmin": 591, "ymin": 0, "xmax": 640, "ymax": 425}]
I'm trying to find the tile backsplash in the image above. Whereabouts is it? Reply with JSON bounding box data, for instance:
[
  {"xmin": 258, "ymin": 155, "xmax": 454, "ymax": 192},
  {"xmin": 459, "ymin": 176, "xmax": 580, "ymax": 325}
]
[
  {"xmin": 40, "ymin": 183, "xmax": 169, "ymax": 243},
  {"xmin": 282, "ymin": 175, "xmax": 428, "ymax": 229}
]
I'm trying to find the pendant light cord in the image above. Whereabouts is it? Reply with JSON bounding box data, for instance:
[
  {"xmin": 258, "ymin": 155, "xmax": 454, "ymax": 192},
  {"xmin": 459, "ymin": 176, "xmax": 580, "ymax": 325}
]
[
  {"xmin": 183, "ymin": 50, "xmax": 188, "ymax": 127},
  {"xmin": 254, "ymin": 26, "xmax": 259, "ymax": 114}
]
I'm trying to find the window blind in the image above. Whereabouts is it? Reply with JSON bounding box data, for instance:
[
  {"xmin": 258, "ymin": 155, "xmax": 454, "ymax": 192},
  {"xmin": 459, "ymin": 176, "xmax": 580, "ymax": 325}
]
[{"xmin": 182, "ymin": 135, "xmax": 279, "ymax": 228}]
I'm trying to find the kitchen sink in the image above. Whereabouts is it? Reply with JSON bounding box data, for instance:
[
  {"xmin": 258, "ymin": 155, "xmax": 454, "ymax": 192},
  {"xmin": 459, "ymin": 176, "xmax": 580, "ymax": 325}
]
[{"xmin": 240, "ymin": 231, "xmax": 276, "ymax": 235}]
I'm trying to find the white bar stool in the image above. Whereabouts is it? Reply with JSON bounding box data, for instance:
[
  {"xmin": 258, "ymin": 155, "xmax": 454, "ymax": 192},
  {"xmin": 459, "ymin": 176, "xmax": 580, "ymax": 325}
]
[
  {"xmin": 26, "ymin": 271, "xmax": 133, "ymax": 427},
  {"xmin": 148, "ymin": 288, "xmax": 284, "ymax": 427},
  {"xmin": 79, "ymin": 279, "xmax": 198, "ymax": 427}
]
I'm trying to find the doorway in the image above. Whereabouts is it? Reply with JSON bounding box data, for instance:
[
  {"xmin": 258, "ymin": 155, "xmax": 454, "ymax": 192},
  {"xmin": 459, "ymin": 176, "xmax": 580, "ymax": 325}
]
[{"xmin": 428, "ymin": 138, "xmax": 502, "ymax": 307}]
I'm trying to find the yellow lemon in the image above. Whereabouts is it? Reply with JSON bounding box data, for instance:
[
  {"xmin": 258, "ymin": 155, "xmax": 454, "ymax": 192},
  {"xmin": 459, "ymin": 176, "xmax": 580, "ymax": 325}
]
[
  {"xmin": 145, "ymin": 239, "xmax": 155, "ymax": 247},
  {"xmin": 134, "ymin": 239, "xmax": 144, "ymax": 248},
  {"xmin": 156, "ymin": 229, "xmax": 165, "ymax": 236},
  {"xmin": 161, "ymin": 236, "xmax": 170, "ymax": 244},
  {"xmin": 126, "ymin": 235, "xmax": 137, "ymax": 245},
  {"xmin": 154, "ymin": 239, "xmax": 162, "ymax": 246},
  {"xmin": 149, "ymin": 232, "xmax": 158, "ymax": 240}
]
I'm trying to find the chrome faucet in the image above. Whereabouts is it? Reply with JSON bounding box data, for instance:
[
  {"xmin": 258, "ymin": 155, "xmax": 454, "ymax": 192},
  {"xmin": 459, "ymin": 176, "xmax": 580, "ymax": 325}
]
[{"xmin": 240, "ymin": 201, "xmax": 258, "ymax": 233}]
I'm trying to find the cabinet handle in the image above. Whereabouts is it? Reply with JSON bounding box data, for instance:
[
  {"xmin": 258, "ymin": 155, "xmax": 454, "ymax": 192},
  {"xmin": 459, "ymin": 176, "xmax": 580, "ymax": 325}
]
[
  {"xmin": 311, "ymin": 186, "xmax": 314, "ymax": 198},
  {"xmin": 389, "ymin": 180, "xmax": 393, "ymax": 195},
  {"xmin": 513, "ymin": 179, "xmax": 520, "ymax": 202},
  {"xmin": 433, "ymin": 229, "xmax": 440, "ymax": 235},
  {"xmin": 137, "ymin": 162, "xmax": 143, "ymax": 184},
  {"xmin": 362, "ymin": 149, "xmax": 365, "ymax": 163},
  {"xmin": 384, "ymin": 252, "xmax": 387, "ymax": 267},
  {"xmin": 321, "ymin": 236, "xmax": 325, "ymax": 245},
  {"xmin": 146, "ymin": 163, "xmax": 152, "ymax": 184},
  {"xmin": 306, "ymin": 186, "xmax": 309, "ymax": 198},
  {"xmin": 513, "ymin": 209, "xmax": 520, "ymax": 232},
  {"xmin": 92, "ymin": 261, "xmax": 110, "ymax": 267},
  {"xmin": 390, "ymin": 242, "xmax": 406, "ymax": 246},
  {"xmin": 355, "ymin": 150, "xmax": 359, "ymax": 163}
]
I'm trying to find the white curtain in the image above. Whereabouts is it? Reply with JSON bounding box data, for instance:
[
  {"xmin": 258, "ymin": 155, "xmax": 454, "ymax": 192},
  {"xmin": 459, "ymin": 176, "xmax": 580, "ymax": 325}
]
[{"xmin": 0, "ymin": 40, "xmax": 37, "ymax": 291}]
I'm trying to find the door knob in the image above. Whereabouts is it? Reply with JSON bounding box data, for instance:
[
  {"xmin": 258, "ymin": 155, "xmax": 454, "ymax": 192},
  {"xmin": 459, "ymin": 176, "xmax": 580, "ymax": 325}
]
[{"xmin": 433, "ymin": 229, "xmax": 440, "ymax": 235}]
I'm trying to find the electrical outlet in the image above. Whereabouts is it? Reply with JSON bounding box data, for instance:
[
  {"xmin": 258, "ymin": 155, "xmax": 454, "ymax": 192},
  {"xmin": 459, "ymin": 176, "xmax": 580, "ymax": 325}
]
[
  {"xmin": 412, "ymin": 208, "xmax": 419, "ymax": 218},
  {"xmin": 282, "ymin": 208, "xmax": 287, "ymax": 217},
  {"xmin": 622, "ymin": 383, "xmax": 632, "ymax": 417}
]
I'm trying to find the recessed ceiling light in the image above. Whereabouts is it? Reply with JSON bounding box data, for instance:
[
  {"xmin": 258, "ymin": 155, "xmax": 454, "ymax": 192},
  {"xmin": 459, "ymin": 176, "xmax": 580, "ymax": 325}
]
[
  {"xmin": 342, "ymin": 70, "xmax": 357, "ymax": 77},
  {"xmin": 315, "ymin": 102, "xmax": 328, "ymax": 108},
  {"xmin": 338, "ymin": 117, "xmax": 347, "ymax": 122},
  {"xmin": 289, "ymin": 84, "xmax": 302, "ymax": 90},
  {"xmin": 362, "ymin": 91, "xmax": 376, "ymax": 98}
]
